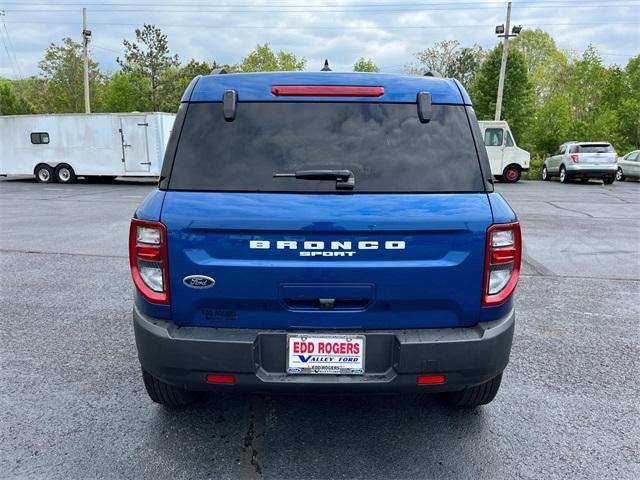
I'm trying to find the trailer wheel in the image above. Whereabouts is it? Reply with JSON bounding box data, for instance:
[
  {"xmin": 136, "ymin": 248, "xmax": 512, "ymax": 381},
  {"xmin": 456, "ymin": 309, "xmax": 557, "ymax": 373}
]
[
  {"xmin": 35, "ymin": 164, "xmax": 54, "ymax": 183},
  {"xmin": 54, "ymin": 164, "xmax": 76, "ymax": 184}
]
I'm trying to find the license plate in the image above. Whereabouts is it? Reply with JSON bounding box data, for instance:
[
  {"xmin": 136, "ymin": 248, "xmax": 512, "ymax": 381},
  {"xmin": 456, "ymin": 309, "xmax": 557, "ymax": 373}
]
[{"xmin": 287, "ymin": 334, "xmax": 365, "ymax": 375}]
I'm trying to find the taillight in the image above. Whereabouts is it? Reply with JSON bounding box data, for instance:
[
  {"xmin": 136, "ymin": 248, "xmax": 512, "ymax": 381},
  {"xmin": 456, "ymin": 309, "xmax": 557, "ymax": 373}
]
[
  {"xmin": 570, "ymin": 154, "xmax": 579, "ymax": 163},
  {"xmin": 129, "ymin": 218, "xmax": 170, "ymax": 304},
  {"xmin": 482, "ymin": 222, "xmax": 521, "ymax": 307}
]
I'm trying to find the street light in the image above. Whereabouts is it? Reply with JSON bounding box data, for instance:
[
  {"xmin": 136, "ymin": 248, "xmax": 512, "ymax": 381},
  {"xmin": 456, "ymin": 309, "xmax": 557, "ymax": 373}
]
[{"xmin": 494, "ymin": 2, "xmax": 522, "ymax": 121}]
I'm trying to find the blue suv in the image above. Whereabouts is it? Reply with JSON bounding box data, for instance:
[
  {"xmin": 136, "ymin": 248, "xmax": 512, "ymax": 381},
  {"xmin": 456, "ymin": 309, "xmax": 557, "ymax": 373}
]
[{"xmin": 129, "ymin": 71, "xmax": 521, "ymax": 408}]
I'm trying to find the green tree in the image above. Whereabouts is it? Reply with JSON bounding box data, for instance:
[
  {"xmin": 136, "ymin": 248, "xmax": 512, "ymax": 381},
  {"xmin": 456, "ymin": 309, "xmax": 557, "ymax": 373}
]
[
  {"xmin": 240, "ymin": 43, "xmax": 305, "ymax": 72},
  {"xmin": 38, "ymin": 37, "xmax": 103, "ymax": 113},
  {"xmin": 353, "ymin": 58, "xmax": 379, "ymax": 72},
  {"xmin": 0, "ymin": 79, "xmax": 34, "ymax": 114},
  {"xmin": 511, "ymin": 28, "xmax": 569, "ymax": 100},
  {"xmin": 118, "ymin": 24, "xmax": 180, "ymax": 111},
  {"xmin": 103, "ymin": 72, "xmax": 143, "ymax": 112},
  {"xmin": 407, "ymin": 40, "xmax": 484, "ymax": 87},
  {"xmin": 10, "ymin": 76, "xmax": 50, "ymax": 113},
  {"xmin": 470, "ymin": 44, "xmax": 534, "ymax": 139},
  {"xmin": 618, "ymin": 55, "xmax": 640, "ymax": 149}
]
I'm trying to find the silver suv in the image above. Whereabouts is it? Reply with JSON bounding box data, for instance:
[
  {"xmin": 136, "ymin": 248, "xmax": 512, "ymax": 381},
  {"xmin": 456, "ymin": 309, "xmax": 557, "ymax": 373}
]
[{"xmin": 542, "ymin": 142, "xmax": 617, "ymax": 184}]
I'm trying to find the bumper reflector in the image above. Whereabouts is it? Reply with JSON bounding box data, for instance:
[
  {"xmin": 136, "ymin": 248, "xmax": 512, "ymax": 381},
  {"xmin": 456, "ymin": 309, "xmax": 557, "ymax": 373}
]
[
  {"xmin": 417, "ymin": 374, "xmax": 446, "ymax": 385},
  {"xmin": 206, "ymin": 373, "xmax": 236, "ymax": 385}
]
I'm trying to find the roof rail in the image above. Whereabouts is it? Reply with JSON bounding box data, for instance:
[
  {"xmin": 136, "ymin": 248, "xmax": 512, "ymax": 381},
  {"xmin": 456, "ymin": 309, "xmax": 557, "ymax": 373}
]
[{"xmin": 210, "ymin": 67, "xmax": 228, "ymax": 75}]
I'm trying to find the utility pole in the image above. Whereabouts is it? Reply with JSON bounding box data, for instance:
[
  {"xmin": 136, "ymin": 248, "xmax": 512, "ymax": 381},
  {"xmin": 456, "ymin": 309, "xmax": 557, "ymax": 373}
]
[
  {"xmin": 495, "ymin": 2, "xmax": 511, "ymax": 121},
  {"xmin": 82, "ymin": 8, "xmax": 92, "ymax": 113}
]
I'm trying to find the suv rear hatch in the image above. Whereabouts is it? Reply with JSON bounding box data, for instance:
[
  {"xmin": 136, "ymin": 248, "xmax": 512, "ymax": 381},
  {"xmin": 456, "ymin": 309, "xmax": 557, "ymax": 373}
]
[
  {"xmin": 161, "ymin": 95, "xmax": 493, "ymax": 330},
  {"xmin": 573, "ymin": 143, "xmax": 617, "ymax": 164}
]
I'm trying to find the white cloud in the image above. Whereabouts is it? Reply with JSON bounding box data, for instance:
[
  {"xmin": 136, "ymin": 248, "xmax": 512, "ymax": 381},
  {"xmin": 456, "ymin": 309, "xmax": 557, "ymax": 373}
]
[{"xmin": 0, "ymin": 0, "xmax": 638, "ymax": 79}]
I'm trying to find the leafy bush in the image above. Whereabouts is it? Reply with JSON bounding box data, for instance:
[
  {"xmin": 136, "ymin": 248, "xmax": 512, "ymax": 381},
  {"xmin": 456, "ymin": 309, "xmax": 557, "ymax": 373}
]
[{"xmin": 522, "ymin": 154, "xmax": 545, "ymax": 180}]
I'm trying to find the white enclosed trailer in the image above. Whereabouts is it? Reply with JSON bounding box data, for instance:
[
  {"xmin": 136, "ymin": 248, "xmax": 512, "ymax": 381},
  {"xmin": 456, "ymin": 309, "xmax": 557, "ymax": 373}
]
[{"xmin": 0, "ymin": 112, "xmax": 175, "ymax": 183}]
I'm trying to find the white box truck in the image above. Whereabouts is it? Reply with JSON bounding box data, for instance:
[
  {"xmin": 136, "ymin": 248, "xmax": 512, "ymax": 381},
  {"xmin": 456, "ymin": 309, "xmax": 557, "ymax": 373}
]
[
  {"xmin": 0, "ymin": 112, "xmax": 175, "ymax": 183},
  {"xmin": 478, "ymin": 120, "xmax": 530, "ymax": 183}
]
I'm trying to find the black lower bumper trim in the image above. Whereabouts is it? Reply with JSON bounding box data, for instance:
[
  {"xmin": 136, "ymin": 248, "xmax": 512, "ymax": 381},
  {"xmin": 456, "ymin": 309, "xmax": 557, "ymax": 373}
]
[{"xmin": 133, "ymin": 307, "xmax": 515, "ymax": 393}]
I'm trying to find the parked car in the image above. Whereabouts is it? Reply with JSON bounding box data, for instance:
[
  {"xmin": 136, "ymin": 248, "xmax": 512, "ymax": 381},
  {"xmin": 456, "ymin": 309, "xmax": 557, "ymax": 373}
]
[
  {"xmin": 130, "ymin": 71, "xmax": 521, "ymax": 409},
  {"xmin": 616, "ymin": 150, "xmax": 640, "ymax": 181},
  {"xmin": 542, "ymin": 141, "xmax": 617, "ymax": 184},
  {"xmin": 0, "ymin": 113, "xmax": 175, "ymax": 183},
  {"xmin": 478, "ymin": 120, "xmax": 530, "ymax": 182}
]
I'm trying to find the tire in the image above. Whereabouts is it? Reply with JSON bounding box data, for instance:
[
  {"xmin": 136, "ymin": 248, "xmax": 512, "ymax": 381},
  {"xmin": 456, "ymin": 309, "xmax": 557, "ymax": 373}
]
[
  {"xmin": 34, "ymin": 164, "xmax": 54, "ymax": 183},
  {"xmin": 541, "ymin": 165, "xmax": 551, "ymax": 181},
  {"xmin": 443, "ymin": 373, "xmax": 503, "ymax": 408},
  {"xmin": 54, "ymin": 164, "xmax": 76, "ymax": 184},
  {"xmin": 616, "ymin": 168, "xmax": 625, "ymax": 182},
  {"xmin": 494, "ymin": 175, "xmax": 503, "ymax": 182},
  {"xmin": 603, "ymin": 176, "xmax": 615, "ymax": 185},
  {"xmin": 142, "ymin": 369, "xmax": 197, "ymax": 406},
  {"xmin": 559, "ymin": 166, "xmax": 569, "ymax": 183},
  {"xmin": 502, "ymin": 165, "xmax": 521, "ymax": 183}
]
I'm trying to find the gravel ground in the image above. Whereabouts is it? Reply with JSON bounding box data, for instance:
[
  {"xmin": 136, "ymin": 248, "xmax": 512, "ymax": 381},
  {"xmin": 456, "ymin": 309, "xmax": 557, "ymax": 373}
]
[{"xmin": 1, "ymin": 177, "xmax": 638, "ymax": 480}]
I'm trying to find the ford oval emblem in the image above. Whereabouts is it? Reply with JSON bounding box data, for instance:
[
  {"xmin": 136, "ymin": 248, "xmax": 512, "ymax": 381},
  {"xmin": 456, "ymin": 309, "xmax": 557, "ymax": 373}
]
[{"xmin": 183, "ymin": 275, "xmax": 215, "ymax": 289}]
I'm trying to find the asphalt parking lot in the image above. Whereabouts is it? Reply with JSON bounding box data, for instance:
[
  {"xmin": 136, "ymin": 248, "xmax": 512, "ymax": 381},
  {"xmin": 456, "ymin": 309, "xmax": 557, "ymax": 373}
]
[{"xmin": 1, "ymin": 178, "xmax": 638, "ymax": 479}]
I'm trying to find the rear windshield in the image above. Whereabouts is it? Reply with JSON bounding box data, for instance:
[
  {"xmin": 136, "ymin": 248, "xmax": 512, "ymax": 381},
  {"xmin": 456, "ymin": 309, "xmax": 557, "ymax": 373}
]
[
  {"xmin": 577, "ymin": 144, "xmax": 614, "ymax": 153},
  {"xmin": 168, "ymin": 102, "xmax": 485, "ymax": 193}
]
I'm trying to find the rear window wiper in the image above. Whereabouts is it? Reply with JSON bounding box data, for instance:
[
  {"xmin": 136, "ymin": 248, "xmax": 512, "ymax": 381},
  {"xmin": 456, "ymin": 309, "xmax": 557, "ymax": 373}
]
[{"xmin": 273, "ymin": 169, "xmax": 355, "ymax": 190}]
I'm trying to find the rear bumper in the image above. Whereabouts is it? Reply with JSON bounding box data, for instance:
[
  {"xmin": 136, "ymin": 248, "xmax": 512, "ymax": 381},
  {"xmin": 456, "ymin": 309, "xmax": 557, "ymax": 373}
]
[
  {"xmin": 133, "ymin": 306, "xmax": 515, "ymax": 393},
  {"xmin": 565, "ymin": 164, "xmax": 616, "ymax": 177}
]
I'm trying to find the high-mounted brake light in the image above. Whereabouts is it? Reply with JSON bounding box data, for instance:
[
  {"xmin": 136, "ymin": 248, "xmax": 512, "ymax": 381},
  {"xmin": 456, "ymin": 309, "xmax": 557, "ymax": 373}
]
[
  {"xmin": 482, "ymin": 222, "xmax": 521, "ymax": 307},
  {"xmin": 570, "ymin": 154, "xmax": 579, "ymax": 163},
  {"xmin": 129, "ymin": 218, "xmax": 170, "ymax": 304},
  {"xmin": 271, "ymin": 85, "xmax": 384, "ymax": 97}
]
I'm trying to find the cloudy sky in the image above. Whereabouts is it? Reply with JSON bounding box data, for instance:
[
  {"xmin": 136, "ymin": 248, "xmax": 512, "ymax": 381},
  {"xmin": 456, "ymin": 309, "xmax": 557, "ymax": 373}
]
[{"xmin": 0, "ymin": 0, "xmax": 638, "ymax": 79}]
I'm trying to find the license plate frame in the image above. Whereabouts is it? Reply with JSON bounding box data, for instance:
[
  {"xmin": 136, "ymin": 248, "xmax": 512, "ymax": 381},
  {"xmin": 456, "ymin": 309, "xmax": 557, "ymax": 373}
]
[{"xmin": 286, "ymin": 334, "xmax": 365, "ymax": 375}]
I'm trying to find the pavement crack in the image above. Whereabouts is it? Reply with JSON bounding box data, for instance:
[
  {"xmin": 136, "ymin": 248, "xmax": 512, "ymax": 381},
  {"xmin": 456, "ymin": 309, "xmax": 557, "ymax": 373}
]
[
  {"xmin": 545, "ymin": 201, "xmax": 594, "ymax": 218},
  {"xmin": 238, "ymin": 394, "xmax": 266, "ymax": 479}
]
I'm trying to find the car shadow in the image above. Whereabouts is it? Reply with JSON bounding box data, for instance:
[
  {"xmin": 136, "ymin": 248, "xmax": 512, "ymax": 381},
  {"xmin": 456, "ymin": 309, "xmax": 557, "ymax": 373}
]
[{"xmin": 144, "ymin": 391, "xmax": 499, "ymax": 479}]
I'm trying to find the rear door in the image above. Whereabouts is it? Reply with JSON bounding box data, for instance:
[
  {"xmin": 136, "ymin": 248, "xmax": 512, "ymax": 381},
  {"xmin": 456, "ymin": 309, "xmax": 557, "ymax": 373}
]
[
  {"xmin": 162, "ymin": 101, "xmax": 493, "ymax": 330},
  {"xmin": 483, "ymin": 127, "xmax": 504, "ymax": 175},
  {"xmin": 120, "ymin": 116, "xmax": 150, "ymax": 173},
  {"xmin": 577, "ymin": 143, "xmax": 616, "ymax": 166}
]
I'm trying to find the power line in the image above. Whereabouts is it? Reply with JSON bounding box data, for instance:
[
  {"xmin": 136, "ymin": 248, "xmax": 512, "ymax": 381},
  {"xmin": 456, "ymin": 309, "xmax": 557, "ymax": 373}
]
[
  {"xmin": 0, "ymin": 10, "xmax": 22, "ymax": 79},
  {"xmin": 4, "ymin": 20, "xmax": 639, "ymax": 29},
  {"xmin": 4, "ymin": 1, "xmax": 640, "ymax": 12},
  {"xmin": 3, "ymin": 0, "xmax": 638, "ymax": 5}
]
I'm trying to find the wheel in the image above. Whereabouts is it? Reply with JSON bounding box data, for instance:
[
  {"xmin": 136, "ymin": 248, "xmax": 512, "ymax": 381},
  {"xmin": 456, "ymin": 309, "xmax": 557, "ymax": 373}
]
[
  {"xmin": 559, "ymin": 166, "xmax": 569, "ymax": 183},
  {"xmin": 603, "ymin": 176, "xmax": 615, "ymax": 185},
  {"xmin": 494, "ymin": 175, "xmax": 503, "ymax": 182},
  {"xmin": 616, "ymin": 168, "xmax": 625, "ymax": 181},
  {"xmin": 34, "ymin": 164, "xmax": 54, "ymax": 183},
  {"xmin": 541, "ymin": 165, "xmax": 551, "ymax": 181},
  {"xmin": 54, "ymin": 164, "xmax": 76, "ymax": 184},
  {"xmin": 443, "ymin": 373, "xmax": 503, "ymax": 408},
  {"xmin": 142, "ymin": 369, "xmax": 197, "ymax": 406},
  {"xmin": 502, "ymin": 165, "xmax": 521, "ymax": 183}
]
